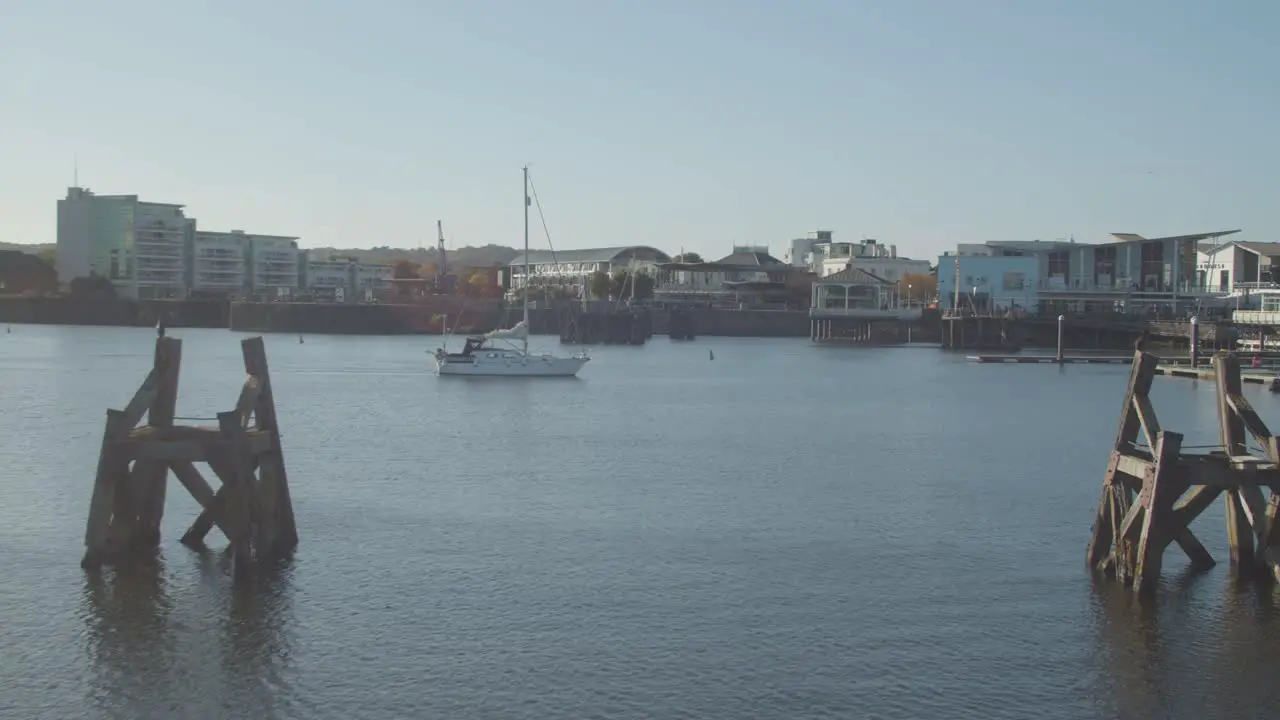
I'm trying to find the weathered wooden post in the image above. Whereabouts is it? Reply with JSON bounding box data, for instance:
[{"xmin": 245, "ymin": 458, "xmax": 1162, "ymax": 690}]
[
  {"xmin": 82, "ymin": 336, "xmax": 297, "ymax": 573},
  {"xmin": 1087, "ymin": 350, "xmax": 1280, "ymax": 593}
]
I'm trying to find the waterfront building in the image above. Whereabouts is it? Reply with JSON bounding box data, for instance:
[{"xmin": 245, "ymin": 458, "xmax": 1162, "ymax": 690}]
[
  {"xmin": 785, "ymin": 231, "xmax": 931, "ymax": 280},
  {"xmin": 810, "ymin": 267, "xmax": 918, "ymax": 317},
  {"xmin": 247, "ymin": 234, "xmax": 301, "ymax": 298},
  {"xmin": 784, "ymin": 230, "xmax": 832, "ymax": 268},
  {"xmin": 1196, "ymin": 240, "xmax": 1280, "ymax": 293},
  {"xmin": 655, "ymin": 247, "xmax": 799, "ymax": 307},
  {"xmin": 353, "ymin": 261, "xmax": 394, "ymax": 300},
  {"xmin": 506, "ymin": 246, "xmax": 672, "ymax": 292},
  {"xmin": 300, "ymin": 255, "xmax": 394, "ymax": 302},
  {"xmin": 941, "ymin": 230, "xmax": 1241, "ymax": 314},
  {"xmin": 56, "ymin": 187, "xmax": 189, "ymax": 298},
  {"xmin": 936, "ymin": 253, "xmax": 1041, "ymax": 314},
  {"xmin": 302, "ymin": 258, "xmax": 352, "ymax": 300},
  {"xmin": 189, "ymin": 229, "xmax": 249, "ymax": 296}
]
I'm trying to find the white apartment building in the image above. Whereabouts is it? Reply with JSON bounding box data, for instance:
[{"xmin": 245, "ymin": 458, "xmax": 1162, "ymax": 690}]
[
  {"xmin": 190, "ymin": 229, "xmax": 249, "ymax": 295},
  {"xmin": 810, "ymin": 235, "xmax": 931, "ymax": 282},
  {"xmin": 354, "ymin": 262, "xmax": 393, "ymax": 299},
  {"xmin": 56, "ymin": 187, "xmax": 189, "ymax": 298},
  {"xmin": 785, "ymin": 230, "xmax": 833, "ymax": 268},
  {"xmin": 302, "ymin": 257, "xmax": 393, "ymax": 301},
  {"xmin": 304, "ymin": 259, "xmax": 352, "ymax": 293},
  {"xmin": 248, "ymin": 235, "xmax": 301, "ymax": 297}
]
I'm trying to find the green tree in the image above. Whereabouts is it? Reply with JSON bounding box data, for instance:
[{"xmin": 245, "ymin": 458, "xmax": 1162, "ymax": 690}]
[
  {"xmin": 609, "ymin": 270, "xmax": 655, "ymax": 300},
  {"xmin": 35, "ymin": 248, "xmax": 56, "ymax": 269},
  {"xmin": 672, "ymin": 252, "xmax": 703, "ymax": 264},
  {"xmin": 68, "ymin": 272, "xmax": 116, "ymax": 301},
  {"xmin": 588, "ymin": 270, "xmax": 611, "ymax": 299}
]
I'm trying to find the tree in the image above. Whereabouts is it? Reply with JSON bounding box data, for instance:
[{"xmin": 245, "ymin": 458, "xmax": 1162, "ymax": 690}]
[
  {"xmin": 391, "ymin": 259, "xmax": 420, "ymax": 279},
  {"xmin": 672, "ymin": 252, "xmax": 703, "ymax": 264},
  {"xmin": 898, "ymin": 272, "xmax": 937, "ymax": 303},
  {"xmin": 418, "ymin": 261, "xmax": 438, "ymax": 280},
  {"xmin": 588, "ymin": 270, "xmax": 611, "ymax": 299},
  {"xmin": 68, "ymin": 272, "xmax": 116, "ymax": 301},
  {"xmin": 609, "ymin": 270, "xmax": 655, "ymax": 300},
  {"xmin": 35, "ymin": 248, "xmax": 56, "ymax": 270}
]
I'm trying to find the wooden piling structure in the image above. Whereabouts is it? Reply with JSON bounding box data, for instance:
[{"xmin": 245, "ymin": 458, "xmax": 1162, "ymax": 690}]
[
  {"xmin": 81, "ymin": 336, "xmax": 296, "ymax": 576},
  {"xmin": 1086, "ymin": 350, "xmax": 1280, "ymax": 593}
]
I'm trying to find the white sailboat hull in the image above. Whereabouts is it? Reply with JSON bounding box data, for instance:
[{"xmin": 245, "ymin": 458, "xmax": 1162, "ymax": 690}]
[{"xmin": 435, "ymin": 353, "xmax": 588, "ymax": 377}]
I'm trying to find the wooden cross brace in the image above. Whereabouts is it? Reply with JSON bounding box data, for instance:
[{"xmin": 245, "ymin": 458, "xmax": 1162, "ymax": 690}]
[
  {"xmin": 1086, "ymin": 350, "xmax": 1280, "ymax": 593},
  {"xmin": 81, "ymin": 336, "xmax": 296, "ymax": 573}
]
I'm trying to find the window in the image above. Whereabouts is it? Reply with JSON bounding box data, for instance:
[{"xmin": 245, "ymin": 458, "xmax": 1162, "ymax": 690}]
[{"xmin": 1002, "ymin": 271, "xmax": 1024, "ymax": 291}]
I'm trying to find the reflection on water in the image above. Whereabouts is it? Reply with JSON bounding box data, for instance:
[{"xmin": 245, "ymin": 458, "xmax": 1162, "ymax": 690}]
[
  {"xmin": 79, "ymin": 554, "xmax": 296, "ymax": 720},
  {"xmin": 1092, "ymin": 569, "xmax": 1280, "ymax": 720},
  {"xmin": 82, "ymin": 560, "xmax": 176, "ymax": 718}
]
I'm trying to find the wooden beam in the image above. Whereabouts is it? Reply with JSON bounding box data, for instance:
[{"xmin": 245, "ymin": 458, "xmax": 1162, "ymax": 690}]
[
  {"xmin": 1114, "ymin": 351, "xmax": 1159, "ymax": 451},
  {"xmin": 149, "ymin": 337, "xmax": 181, "ymax": 427},
  {"xmin": 82, "ymin": 409, "xmax": 136, "ymax": 567},
  {"xmin": 242, "ymin": 336, "xmax": 297, "ymax": 554},
  {"xmin": 1169, "ymin": 485, "xmax": 1223, "ymax": 527},
  {"xmin": 1133, "ymin": 431, "xmax": 1184, "ymax": 593},
  {"xmin": 119, "ymin": 368, "xmax": 161, "ymax": 428},
  {"xmin": 217, "ymin": 411, "xmax": 257, "ymax": 576},
  {"xmin": 1225, "ymin": 393, "xmax": 1275, "ymax": 451},
  {"xmin": 170, "ymin": 460, "xmax": 235, "ymax": 543},
  {"xmin": 1215, "ymin": 353, "xmax": 1247, "ymax": 456},
  {"xmin": 1116, "ymin": 453, "xmax": 1153, "ymax": 481},
  {"xmin": 1119, "ymin": 498, "xmax": 1146, "ymax": 542},
  {"xmin": 1225, "ymin": 489, "xmax": 1255, "ymax": 569},
  {"xmin": 1088, "ymin": 453, "xmax": 1122, "ymax": 569},
  {"xmin": 131, "ymin": 458, "xmax": 166, "ymax": 548},
  {"xmin": 1132, "ymin": 394, "xmax": 1162, "ymax": 451},
  {"xmin": 1169, "ymin": 525, "xmax": 1215, "ymax": 570}
]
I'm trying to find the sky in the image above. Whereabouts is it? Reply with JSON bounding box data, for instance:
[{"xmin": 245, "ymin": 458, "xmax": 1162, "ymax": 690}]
[{"xmin": 1, "ymin": 0, "xmax": 1276, "ymax": 262}]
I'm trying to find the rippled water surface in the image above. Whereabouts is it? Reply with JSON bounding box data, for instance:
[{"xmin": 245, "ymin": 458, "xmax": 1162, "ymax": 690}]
[{"xmin": 2, "ymin": 325, "xmax": 1278, "ymax": 719}]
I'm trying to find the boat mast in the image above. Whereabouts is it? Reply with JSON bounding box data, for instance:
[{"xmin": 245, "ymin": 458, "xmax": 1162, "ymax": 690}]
[{"xmin": 522, "ymin": 165, "xmax": 531, "ymax": 355}]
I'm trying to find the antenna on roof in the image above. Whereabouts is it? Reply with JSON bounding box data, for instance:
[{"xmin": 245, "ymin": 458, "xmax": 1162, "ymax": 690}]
[{"xmin": 73, "ymin": 153, "xmax": 79, "ymax": 188}]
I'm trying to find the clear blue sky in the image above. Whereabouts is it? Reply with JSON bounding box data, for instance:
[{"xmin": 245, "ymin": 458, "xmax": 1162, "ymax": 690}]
[{"xmin": 2, "ymin": 0, "xmax": 1275, "ymax": 261}]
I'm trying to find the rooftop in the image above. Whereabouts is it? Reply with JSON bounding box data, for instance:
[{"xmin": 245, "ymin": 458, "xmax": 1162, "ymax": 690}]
[
  {"xmin": 509, "ymin": 245, "xmax": 672, "ymax": 267},
  {"xmin": 816, "ymin": 267, "xmax": 894, "ymax": 285},
  {"xmin": 714, "ymin": 250, "xmax": 786, "ymax": 266}
]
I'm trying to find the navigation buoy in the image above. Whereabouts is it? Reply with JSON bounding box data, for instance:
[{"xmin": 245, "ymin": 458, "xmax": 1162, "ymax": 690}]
[{"xmin": 709, "ymin": 350, "xmax": 715, "ymax": 361}]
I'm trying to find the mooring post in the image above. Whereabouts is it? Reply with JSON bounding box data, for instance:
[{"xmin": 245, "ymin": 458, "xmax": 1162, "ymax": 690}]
[
  {"xmin": 1056, "ymin": 314, "xmax": 1065, "ymax": 363},
  {"xmin": 1189, "ymin": 315, "xmax": 1200, "ymax": 367}
]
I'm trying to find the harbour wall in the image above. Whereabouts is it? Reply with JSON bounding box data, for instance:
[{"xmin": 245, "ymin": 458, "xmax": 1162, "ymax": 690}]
[
  {"xmin": 2, "ymin": 296, "xmax": 940, "ymax": 340},
  {"xmin": 0, "ymin": 296, "xmax": 228, "ymax": 328}
]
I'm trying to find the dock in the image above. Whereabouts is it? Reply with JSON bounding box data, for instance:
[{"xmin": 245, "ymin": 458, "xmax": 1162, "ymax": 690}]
[
  {"xmin": 967, "ymin": 355, "xmax": 1133, "ymax": 364},
  {"xmin": 1154, "ymin": 365, "xmax": 1273, "ymax": 384}
]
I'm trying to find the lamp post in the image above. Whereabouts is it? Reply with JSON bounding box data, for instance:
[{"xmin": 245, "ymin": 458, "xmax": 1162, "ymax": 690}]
[{"xmin": 907, "ymin": 283, "xmax": 913, "ymax": 308}]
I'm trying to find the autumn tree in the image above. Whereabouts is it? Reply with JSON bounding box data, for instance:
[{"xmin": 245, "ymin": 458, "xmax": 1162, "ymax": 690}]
[
  {"xmin": 391, "ymin": 259, "xmax": 421, "ymax": 279},
  {"xmin": 898, "ymin": 272, "xmax": 937, "ymax": 303}
]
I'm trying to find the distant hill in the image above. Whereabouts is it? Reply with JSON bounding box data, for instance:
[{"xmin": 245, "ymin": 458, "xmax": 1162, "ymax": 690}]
[
  {"xmin": 0, "ymin": 242, "xmax": 53, "ymax": 255},
  {"xmin": 307, "ymin": 244, "xmax": 519, "ymax": 269}
]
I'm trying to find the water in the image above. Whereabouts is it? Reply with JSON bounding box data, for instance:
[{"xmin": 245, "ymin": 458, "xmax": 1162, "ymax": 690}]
[{"xmin": 1, "ymin": 326, "xmax": 1278, "ymax": 719}]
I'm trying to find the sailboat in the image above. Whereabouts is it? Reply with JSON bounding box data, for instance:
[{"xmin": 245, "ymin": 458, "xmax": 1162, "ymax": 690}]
[{"xmin": 432, "ymin": 166, "xmax": 590, "ymax": 377}]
